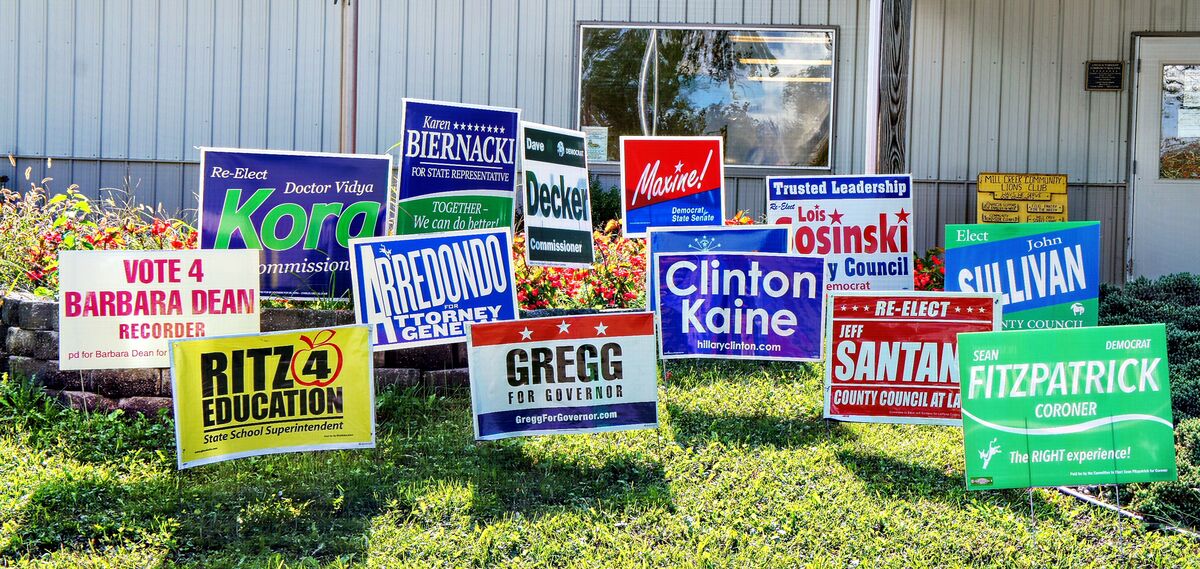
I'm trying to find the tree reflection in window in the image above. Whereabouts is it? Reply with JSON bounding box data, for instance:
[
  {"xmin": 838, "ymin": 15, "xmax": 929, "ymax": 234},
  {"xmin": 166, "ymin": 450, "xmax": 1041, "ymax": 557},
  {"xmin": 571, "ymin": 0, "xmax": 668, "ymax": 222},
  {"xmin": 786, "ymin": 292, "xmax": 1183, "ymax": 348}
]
[{"xmin": 580, "ymin": 26, "xmax": 834, "ymax": 169}]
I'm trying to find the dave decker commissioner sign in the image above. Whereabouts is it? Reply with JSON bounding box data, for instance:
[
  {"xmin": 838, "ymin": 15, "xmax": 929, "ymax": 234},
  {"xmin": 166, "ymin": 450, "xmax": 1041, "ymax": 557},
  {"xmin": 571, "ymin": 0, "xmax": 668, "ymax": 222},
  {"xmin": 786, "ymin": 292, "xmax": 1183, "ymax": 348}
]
[
  {"xmin": 958, "ymin": 324, "xmax": 1177, "ymax": 490},
  {"xmin": 521, "ymin": 122, "xmax": 594, "ymax": 267}
]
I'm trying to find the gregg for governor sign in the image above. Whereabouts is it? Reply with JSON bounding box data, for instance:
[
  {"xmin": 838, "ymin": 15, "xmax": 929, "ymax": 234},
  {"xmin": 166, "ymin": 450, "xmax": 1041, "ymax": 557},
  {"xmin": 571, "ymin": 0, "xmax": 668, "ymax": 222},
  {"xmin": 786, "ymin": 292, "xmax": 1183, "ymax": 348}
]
[
  {"xmin": 58, "ymin": 250, "xmax": 260, "ymax": 370},
  {"xmin": 958, "ymin": 324, "xmax": 1177, "ymax": 490}
]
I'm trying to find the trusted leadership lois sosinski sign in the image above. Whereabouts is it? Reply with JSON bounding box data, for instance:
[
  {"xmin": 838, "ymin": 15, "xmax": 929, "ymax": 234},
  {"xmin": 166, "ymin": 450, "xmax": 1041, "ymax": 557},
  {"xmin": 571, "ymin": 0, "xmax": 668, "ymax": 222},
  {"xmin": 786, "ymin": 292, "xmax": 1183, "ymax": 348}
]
[
  {"xmin": 170, "ymin": 325, "xmax": 375, "ymax": 469},
  {"xmin": 644, "ymin": 226, "xmax": 790, "ymax": 311},
  {"xmin": 199, "ymin": 148, "xmax": 393, "ymax": 299},
  {"xmin": 620, "ymin": 136, "xmax": 725, "ymax": 237},
  {"xmin": 398, "ymin": 99, "xmax": 520, "ymax": 234},
  {"xmin": 657, "ymin": 252, "xmax": 825, "ymax": 361},
  {"xmin": 58, "ymin": 250, "xmax": 260, "ymax": 370},
  {"xmin": 766, "ymin": 174, "xmax": 913, "ymax": 292},
  {"xmin": 824, "ymin": 291, "xmax": 1001, "ymax": 426},
  {"xmin": 521, "ymin": 121, "xmax": 594, "ymax": 267},
  {"xmin": 467, "ymin": 313, "xmax": 658, "ymax": 440},
  {"xmin": 348, "ymin": 228, "xmax": 519, "ymax": 351},
  {"xmin": 945, "ymin": 221, "xmax": 1100, "ymax": 330},
  {"xmin": 958, "ymin": 324, "xmax": 1176, "ymax": 490}
]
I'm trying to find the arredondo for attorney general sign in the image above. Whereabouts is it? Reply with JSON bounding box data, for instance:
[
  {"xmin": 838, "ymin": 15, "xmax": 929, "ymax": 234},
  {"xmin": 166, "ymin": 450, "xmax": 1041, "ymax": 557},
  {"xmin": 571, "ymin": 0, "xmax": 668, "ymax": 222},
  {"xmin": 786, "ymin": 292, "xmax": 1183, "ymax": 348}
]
[
  {"xmin": 398, "ymin": 99, "xmax": 520, "ymax": 234},
  {"xmin": 521, "ymin": 122, "xmax": 594, "ymax": 268},
  {"xmin": 199, "ymin": 148, "xmax": 393, "ymax": 299},
  {"xmin": 467, "ymin": 313, "xmax": 659, "ymax": 440},
  {"xmin": 958, "ymin": 324, "xmax": 1177, "ymax": 490}
]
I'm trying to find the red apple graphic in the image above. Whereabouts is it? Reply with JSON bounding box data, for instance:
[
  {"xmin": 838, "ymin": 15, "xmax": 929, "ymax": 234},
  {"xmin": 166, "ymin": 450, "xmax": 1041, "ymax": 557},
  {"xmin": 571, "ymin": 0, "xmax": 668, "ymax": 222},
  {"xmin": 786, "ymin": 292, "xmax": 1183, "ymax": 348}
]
[{"xmin": 290, "ymin": 329, "xmax": 344, "ymax": 387}]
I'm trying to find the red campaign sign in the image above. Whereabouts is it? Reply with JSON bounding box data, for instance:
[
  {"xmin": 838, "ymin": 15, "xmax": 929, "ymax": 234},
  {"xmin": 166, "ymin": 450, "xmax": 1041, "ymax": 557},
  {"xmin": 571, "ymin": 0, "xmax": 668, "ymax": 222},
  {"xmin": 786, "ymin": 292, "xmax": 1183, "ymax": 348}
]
[
  {"xmin": 823, "ymin": 292, "xmax": 1001, "ymax": 425},
  {"xmin": 619, "ymin": 137, "xmax": 725, "ymax": 237}
]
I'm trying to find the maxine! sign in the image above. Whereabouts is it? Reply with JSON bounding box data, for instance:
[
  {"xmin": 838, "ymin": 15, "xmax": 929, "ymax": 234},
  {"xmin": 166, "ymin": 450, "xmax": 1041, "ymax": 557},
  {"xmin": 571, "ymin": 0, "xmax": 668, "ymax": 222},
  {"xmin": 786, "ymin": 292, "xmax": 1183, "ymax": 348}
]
[
  {"xmin": 170, "ymin": 325, "xmax": 375, "ymax": 469},
  {"xmin": 522, "ymin": 122, "xmax": 594, "ymax": 267},
  {"xmin": 467, "ymin": 313, "xmax": 659, "ymax": 440},
  {"xmin": 767, "ymin": 174, "xmax": 914, "ymax": 292},
  {"xmin": 397, "ymin": 99, "xmax": 520, "ymax": 234},
  {"xmin": 58, "ymin": 250, "xmax": 260, "ymax": 370},
  {"xmin": 620, "ymin": 136, "xmax": 725, "ymax": 237},
  {"xmin": 824, "ymin": 291, "xmax": 1001, "ymax": 425},
  {"xmin": 348, "ymin": 228, "xmax": 518, "ymax": 351},
  {"xmin": 199, "ymin": 148, "xmax": 392, "ymax": 299},
  {"xmin": 958, "ymin": 324, "xmax": 1177, "ymax": 490},
  {"xmin": 645, "ymin": 226, "xmax": 790, "ymax": 311},
  {"xmin": 657, "ymin": 252, "xmax": 825, "ymax": 361},
  {"xmin": 945, "ymin": 221, "xmax": 1100, "ymax": 330}
]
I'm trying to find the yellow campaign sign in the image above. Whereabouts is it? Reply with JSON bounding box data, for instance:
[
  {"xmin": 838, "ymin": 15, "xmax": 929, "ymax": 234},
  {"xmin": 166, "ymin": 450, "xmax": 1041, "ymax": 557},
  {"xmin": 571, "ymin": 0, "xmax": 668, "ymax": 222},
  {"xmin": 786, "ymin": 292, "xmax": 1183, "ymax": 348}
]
[
  {"xmin": 976, "ymin": 172, "xmax": 1068, "ymax": 223},
  {"xmin": 170, "ymin": 325, "xmax": 375, "ymax": 469}
]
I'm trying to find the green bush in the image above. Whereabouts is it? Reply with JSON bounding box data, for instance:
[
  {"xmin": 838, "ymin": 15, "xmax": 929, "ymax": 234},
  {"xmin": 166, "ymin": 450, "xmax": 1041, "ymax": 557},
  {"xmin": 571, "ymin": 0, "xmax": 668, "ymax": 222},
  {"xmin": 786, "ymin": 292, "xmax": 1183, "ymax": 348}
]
[
  {"xmin": 588, "ymin": 176, "xmax": 621, "ymax": 230},
  {"xmin": 1129, "ymin": 418, "xmax": 1200, "ymax": 529}
]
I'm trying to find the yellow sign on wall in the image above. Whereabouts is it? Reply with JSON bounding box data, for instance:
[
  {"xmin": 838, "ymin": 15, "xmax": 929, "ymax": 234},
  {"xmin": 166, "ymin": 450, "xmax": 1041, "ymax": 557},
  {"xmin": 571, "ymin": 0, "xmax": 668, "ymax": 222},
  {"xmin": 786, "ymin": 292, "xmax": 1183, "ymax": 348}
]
[
  {"xmin": 976, "ymin": 173, "xmax": 1068, "ymax": 223},
  {"xmin": 170, "ymin": 325, "xmax": 375, "ymax": 469}
]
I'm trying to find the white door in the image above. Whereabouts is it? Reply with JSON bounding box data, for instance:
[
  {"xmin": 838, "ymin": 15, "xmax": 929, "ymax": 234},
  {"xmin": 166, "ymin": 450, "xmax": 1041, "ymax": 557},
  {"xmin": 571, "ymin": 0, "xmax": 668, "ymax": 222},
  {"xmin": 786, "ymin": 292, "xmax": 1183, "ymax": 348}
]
[{"xmin": 1129, "ymin": 37, "xmax": 1200, "ymax": 279}]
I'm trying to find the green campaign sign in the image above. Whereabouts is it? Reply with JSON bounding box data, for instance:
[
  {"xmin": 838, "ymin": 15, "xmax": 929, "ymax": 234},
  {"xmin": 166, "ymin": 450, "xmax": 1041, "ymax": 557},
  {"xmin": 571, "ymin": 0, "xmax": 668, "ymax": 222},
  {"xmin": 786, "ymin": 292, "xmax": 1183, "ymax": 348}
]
[{"xmin": 959, "ymin": 324, "xmax": 1177, "ymax": 490}]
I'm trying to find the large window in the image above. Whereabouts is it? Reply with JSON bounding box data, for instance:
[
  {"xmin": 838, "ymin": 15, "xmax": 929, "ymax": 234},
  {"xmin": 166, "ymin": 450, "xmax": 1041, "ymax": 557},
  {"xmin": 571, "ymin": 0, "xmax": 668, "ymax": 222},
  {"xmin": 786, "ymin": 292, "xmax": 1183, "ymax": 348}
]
[{"xmin": 578, "ymin": 25, "xmax": 836, "ymax": 169}]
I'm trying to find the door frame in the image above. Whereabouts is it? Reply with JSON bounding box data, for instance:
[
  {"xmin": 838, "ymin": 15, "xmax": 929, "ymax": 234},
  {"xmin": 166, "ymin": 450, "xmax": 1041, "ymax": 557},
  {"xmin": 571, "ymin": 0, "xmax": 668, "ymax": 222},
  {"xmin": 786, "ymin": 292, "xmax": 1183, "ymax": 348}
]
[{"xmin": 1125, "ymin": 32, "xmax": 1200, "ymax": 279}]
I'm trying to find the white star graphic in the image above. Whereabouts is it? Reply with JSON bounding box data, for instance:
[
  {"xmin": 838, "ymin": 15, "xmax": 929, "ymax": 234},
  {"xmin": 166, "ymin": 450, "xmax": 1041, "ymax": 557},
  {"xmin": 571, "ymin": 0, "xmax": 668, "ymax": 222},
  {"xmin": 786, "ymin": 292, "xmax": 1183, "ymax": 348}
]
[
  {"xmin": 674, "ymin": 161, "xmax": 684, "ymax": 173},
  {"xmin": 594, "ymin": 322, "xmax": 608, "ymax": 335},
  {"xmin": 967, "ymin": 306, "xmax": 975, "ymax": 313},
  {"xmin": 840, "ymin": 304, "xmax": 848, "ymax": 311},
  {"xmin": 557, "ymin": 320, "xmax": 571, "ymax": 333},
  {"xmin": 954, "ymin": 306, "xmax": 962, "ymax": 313},
  {"xmin": 978, "ymin": 306, "xmax": 987, "ymax": 313},
  {"xmin": 851, "ymin": 305, "xmax": 860, "ymax": 312},
  {"xmin": 863, "ymin": 305, "xmax": 872, "ymax": 312},
  {"xmin": 519, "ymin": 327, "xmax": 533, "ymax": 340},
  {"xmin": 499, "ymin": 126, "xmax": 505, "ymax": 134}
]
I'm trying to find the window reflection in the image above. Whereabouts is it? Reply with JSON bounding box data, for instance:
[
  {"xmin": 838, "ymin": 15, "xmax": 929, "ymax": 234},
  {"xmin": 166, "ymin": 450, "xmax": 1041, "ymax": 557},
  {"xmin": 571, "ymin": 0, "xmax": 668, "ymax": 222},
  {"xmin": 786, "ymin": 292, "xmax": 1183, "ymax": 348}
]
[{"xmin": 1160, "ymin": 64, "xmax": 1200, "ymax": 180}]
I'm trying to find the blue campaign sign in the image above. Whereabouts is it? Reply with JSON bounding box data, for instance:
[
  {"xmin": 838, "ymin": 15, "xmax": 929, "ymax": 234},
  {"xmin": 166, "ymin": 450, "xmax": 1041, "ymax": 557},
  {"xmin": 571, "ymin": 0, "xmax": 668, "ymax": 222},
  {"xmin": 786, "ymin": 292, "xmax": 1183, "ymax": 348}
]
[
  {"xmin": 645, "ymin": 226, "xmax": 790, "ymax": 310},
  {"xmin": 348, "ymin": 228, "xmax": 519, "ymax": 351},
  {"xmin": 656, "ymin": 252, "xmax": 825, "ymax": 361},
  {"xmin": 199, "ymin": 148, "xmax": 393, "ymax": 300},
  {"xmin": 397, "ymin": 99, "xmax": 521, "ymax": 234},
  {"xmin": 944, "ymin": 221, "xmax": 1100, "ymax": 330}
]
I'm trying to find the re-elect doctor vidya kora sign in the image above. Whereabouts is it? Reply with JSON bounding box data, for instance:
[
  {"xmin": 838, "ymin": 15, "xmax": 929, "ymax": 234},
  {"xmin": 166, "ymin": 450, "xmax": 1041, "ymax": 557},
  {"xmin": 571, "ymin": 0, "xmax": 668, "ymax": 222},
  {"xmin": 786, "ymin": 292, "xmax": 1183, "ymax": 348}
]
[
  {"xmin": 398, "ymin": 99, "xmax": 521, "ymax": 234},
  {"xmin": 58, "ymin": 250, "xmax": 260, "ymax": 370},
  {"xmin": 767, "ymin": 174, "xmax": 913, "ymax": 292},
  {"xmin": 824, "ymin": 291, "xmax": 1001, "ymax": 425},
  {"xmin": 467, "ymin": 313, "xmax": 659, "ymax": 440},
  {"xmin": 945, "ymin": 221, "xmax": 1100, "ymax": 330},
  {"xmin": 521, "ymin": 122, "xmax": 594, "ymax": 267},
  {"xmin": 170, "ymin": 325, "xmax": 376, "ymax": 469},
  {"xmin": 958, "ymin": 324, "xmax": 1177, "ymax": 490},
  {"xmin": 657, "ymin": 252, "xmax": 825, "ymax": 361},
  {"xmin": 348, "ymin": 228, "xmax": 518, "ymax": 351},
  {"xmin": 620, "ymin": 136, "xmax": 725, "ymax": 237},
  {"xmin": 199, "ymin": 148, "xmax": 393, "ymax": 300}
]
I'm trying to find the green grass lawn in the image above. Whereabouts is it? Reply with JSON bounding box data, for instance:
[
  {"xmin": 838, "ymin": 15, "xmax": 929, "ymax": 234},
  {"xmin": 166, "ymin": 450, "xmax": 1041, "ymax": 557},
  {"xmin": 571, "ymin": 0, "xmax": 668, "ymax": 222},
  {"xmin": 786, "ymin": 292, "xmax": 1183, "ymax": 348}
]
[{"xmin": 2, "ymin": 362, "xmax": 1199, "ymax": 568}]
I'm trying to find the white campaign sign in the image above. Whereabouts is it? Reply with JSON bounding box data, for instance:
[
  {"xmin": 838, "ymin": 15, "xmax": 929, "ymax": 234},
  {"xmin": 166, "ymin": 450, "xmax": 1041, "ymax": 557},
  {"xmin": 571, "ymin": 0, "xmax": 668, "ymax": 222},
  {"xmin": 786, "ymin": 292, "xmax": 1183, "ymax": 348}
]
[{"xmin": 58, "ymin": 250, "xmax": 260, "ymax": 370}]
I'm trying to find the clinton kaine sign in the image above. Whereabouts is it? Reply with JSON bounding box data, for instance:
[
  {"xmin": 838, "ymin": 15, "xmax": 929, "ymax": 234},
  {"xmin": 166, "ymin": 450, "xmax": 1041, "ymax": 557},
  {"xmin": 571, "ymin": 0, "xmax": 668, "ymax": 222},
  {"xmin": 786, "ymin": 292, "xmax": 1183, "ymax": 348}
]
[{"xmin": 620, "ymin": 137, "xmax": 725, "ymax": 237}]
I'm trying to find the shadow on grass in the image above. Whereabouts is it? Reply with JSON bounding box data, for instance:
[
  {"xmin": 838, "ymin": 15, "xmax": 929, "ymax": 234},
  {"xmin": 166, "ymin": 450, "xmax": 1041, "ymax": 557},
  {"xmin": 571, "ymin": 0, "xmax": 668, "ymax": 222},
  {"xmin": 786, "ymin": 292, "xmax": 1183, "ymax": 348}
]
[{"xmin": 666, "ymin": 404, "xmax": 856, "ymax": 449}]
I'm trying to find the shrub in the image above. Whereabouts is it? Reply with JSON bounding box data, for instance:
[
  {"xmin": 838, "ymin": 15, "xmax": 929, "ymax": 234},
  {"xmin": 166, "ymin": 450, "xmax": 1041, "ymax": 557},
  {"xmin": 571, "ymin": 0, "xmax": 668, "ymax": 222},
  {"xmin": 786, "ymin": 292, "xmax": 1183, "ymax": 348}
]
[
  {"xmin": 1128, "ymin": 417, "xmax": 1200, "ymax": 529},
  {"xmin": 588, "ymin": 178, "xmax": 622, "ymax": 230},
  {"xmin": 914, "ymin": 247, "xmax": 945, "ymax": 291},
  {"xmin": 512, "ymin": 220, "xmax": 646, "ymax": 310}
]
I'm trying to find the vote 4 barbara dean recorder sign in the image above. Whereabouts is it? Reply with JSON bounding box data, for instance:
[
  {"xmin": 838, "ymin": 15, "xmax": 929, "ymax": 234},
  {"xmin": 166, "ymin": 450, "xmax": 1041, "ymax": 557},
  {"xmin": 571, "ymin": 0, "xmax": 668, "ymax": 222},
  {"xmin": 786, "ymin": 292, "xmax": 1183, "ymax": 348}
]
[
  {"xmin": 620, "ymin": 136, "xmax": 725, "ymax": 237},
  {"xmin": 959, "ymin": 324, "xmax": 1176, "ymax": 490},
  {"xmin": 657, "ymin": 252, "xmax": 825, "ymax": 361},
  {"xmin": 398, "ymin": 99, "xmax": 520, "ymax": 234},
  {"xmin": 521, "ymin": 122, "xmax": 594, "ymax": 267},
  {"xmin": 824, "ymin": 291, "xmax": 1001, "ymax": 426},
  {"xmin": 348, "ymin": 228, "xmax": 518, "ymax": 350},
  {"xmin": 767, "ymin": 174, "xmax": 914, "ymax": 292},
  {"xmin": 58, "ymin": 250, "xmax": 260, "ymax": 370},
  {"xmin": 199, "ymin": 148, "xmax": 393, "ymax": 299},
  {"xmin": 467, "ymin": 313, "xmax": 659, "ymax": 440},
  {"xmin": 170, "ymin": 325, "xmax": 375, "ymax": 469},
  {"xmin": 945, "ymin": 221, "xmax": 1100, "ymax": 330},
  {"xmin": 645, "ymin": 226, "xmax": 790, "ymax": 311}
]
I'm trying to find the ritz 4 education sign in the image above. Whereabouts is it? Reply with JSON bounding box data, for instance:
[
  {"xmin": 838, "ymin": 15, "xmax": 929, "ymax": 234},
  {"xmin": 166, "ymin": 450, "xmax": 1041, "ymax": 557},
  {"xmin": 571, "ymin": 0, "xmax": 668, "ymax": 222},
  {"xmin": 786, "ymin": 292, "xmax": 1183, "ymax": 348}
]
[
  {"xmin": 467, "ymin": 313, "xmax": 659, "ymax": 440},
  {"xmin": 620, "ymin": 136, "xmax": 725, "ymax": 238},
  {"xmin": 348, "ymin": 228, "xmax": 519, "ymax": 350},
  {"xmin": 959, "ymin": 324, "xmax": 1176, "ymax": 489},
  {"xmin": 58, "ymin": 250, "xmax": 260, "ymax": 370},
  {"xmin": 945, "ymin": 222, "xmax": 1100, "ymax": 330},
  {"xmin": 824, "ymin": 291, "xmax": 1001, "ymax": 425},
  {"xmin": 199, "ymin": 148, "xmax": 393, "ymax": 300},
  {"xmin": 767, "ymin": 174, "xmax": 914, "ymax": 292},
  {"xmin": 398, "ymin": 99, "xmax": 521, "ymax": 234},
  {"xmin": 170, "ymin": 325, "xmax": 376, "ymax": 469}
]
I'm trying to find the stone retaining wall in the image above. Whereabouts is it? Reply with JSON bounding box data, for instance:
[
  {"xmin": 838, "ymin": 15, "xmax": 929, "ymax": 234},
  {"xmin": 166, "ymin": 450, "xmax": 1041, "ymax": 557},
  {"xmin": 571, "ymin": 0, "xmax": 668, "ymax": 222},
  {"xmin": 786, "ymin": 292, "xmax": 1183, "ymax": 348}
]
[{"xmin": 0, "ymin": 294, "xmax": 482, "ymax": 416}]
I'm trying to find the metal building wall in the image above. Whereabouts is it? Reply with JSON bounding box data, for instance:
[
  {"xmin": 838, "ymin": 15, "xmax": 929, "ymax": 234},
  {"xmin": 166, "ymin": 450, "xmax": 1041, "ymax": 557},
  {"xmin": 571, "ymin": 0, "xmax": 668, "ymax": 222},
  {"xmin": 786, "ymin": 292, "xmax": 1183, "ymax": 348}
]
[{"xmin": 908, "ymin": 0, "xmax": 1200, "ymax": 282}]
